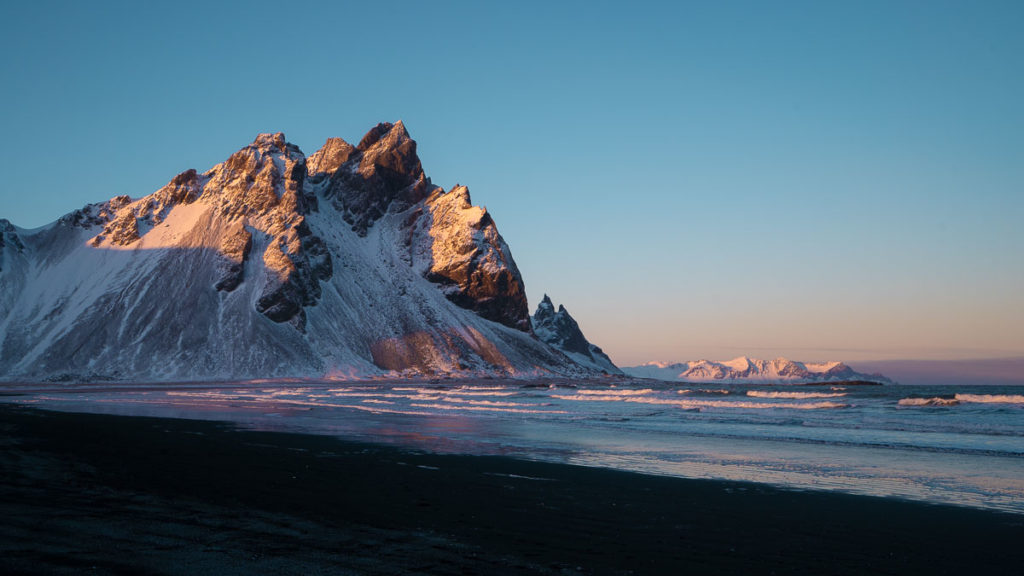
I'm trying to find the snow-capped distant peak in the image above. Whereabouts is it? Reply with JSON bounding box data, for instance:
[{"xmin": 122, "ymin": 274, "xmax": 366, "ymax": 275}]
[
  {"xmin": 623, "ymin": 357, "xmax": 890, "ymax": 384},
  {"xmin": 721, "ymin": 356, "xmax": 752, "ymax": 371}
]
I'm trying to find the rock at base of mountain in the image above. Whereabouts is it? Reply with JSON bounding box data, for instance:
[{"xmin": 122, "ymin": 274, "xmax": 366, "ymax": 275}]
[{"xmin": 531, "ymin": 295, "xmax": 621, "ymax": 375}]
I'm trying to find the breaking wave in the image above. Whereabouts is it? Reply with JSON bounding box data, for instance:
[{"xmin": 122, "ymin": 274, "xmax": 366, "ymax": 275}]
[
  {"xmin": 551, "ymin": 393, "xmax": 848, "ymax": 410},
  {"xmin": 576, "ymin": 389, "xmax": 654, "ymax": 396},
  {"xmin": 899, "ymin": 394, "xmax": 1024, "ymax": 407},
  {"xmin": 898, "ymin": 397, "xmax": 960, "ymax": 407},
  {"xmin": 954, "ymin": 394, "xmax": 1024, "ymax": 405},
  {"xmin": 409, "ymin": 403, "xmax": 567, "ymax": 415},
  {"xmin": 747, "ymin": 390, "xmax": 848, "ymax": 399}
]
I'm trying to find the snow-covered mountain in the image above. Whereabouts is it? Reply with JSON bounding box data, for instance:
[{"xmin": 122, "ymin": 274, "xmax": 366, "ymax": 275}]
[
  {"xmin": 531, "ymin": 295, "xmax": 621, "ymax": 375},
  {"xmin": 623, "ymin": 357, "xmax": 890, "ymax": 384},
  {"xmin": 0, "ymin": 123, "xmax": 615, "ymax": 382}
]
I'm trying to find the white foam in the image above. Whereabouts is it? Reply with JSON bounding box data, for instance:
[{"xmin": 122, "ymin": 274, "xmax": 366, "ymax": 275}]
[
  {"xmin": 576, "ymin": 389, "xmax": 654, "ymax": 397},
  {"xmin": 747, "ymin": 390, "xmax": 847, "ymax": 399},
  {"xmin": 550, "ymin": 394, "xmax": 848, "ymax": 410},
  {"xmin": 390, "ymin": 387, "xmax": 517, "ymax": 397},
  {"xmin": 954, "ymin": 394, "xmax": 1024, "ymax": 405},
  {"xmin": 410, "ymin": 403, "xmax": 567, "ymax": 415},
  {"xmin": 898, "ymin": 397, "xmax": 960, "ymax": 407}
]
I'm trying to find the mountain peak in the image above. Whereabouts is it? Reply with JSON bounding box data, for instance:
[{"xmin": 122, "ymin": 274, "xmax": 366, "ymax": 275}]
[
  {"xmin": 622, "ymin": 356, "xmax": 890, "ymax": 384},
  {"xmin": 322, "ymin": 121, "xmax": 429, "ymax": 236},
  {"xmin": 533, "ymin": 294, "xmax": 556, "ymax": 321},
  {"xmin": 252, "ymin": 132, "xmax": 288, "ymax": 153},
  {"xmin": 530, "ymin": 296, "xmax": 621, "ymax": 375},
  {"xmin": 0, "ymin": 122, "xmax": 615, "ymax": 381},
  {"xmin": 307, "ymin": 137, "xmax": 356, "ymax": 176},
  {"xmin": 357, "ymin": 121, "xmax": 409, "ymax": 151}
]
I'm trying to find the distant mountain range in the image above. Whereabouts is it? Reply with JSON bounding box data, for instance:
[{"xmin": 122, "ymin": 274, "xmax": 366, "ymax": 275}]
[
  {"xmin": 0, "ymin": 123, "xmax": 616, "ymax": 382},
  {"xmin": 623, "ymin": 357, "xmax": 891, "ymax": 384}
]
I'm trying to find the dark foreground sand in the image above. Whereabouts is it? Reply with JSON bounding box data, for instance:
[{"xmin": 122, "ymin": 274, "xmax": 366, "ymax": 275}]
[{"xmin": 1, "ymin": 405, "xmax": 1021, "ymax": 575}]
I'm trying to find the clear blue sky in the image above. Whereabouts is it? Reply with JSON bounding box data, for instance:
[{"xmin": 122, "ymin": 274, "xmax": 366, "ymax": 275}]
[{"xmin": 2, "ymin": 1, "xmax": 1022, "ymax": 365}]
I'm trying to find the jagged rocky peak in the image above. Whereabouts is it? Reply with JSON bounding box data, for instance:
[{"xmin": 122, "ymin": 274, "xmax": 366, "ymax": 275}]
[
  {"xmin": 0, "ymin": 219, "xmax": 21, "ymax": 247},
  {"xmin": 0, "ymin": 122, "xmax": 615, "ymax": 380},
  {"xmin": 203, "ymin": 133, "xmax": 326, "ymax": 326},
  {"xmin": 205, "ymin": 132, "xmax": 309, "ymax": 218},
  {"xmin": 307, "ymin": 137, "xmax": 356, "ymax": 176},
  {"xmin": 531, "ymin": 295, "xmax": 621, "ymax": 374},
  {"xmin": 252, "ymin": 132, "xmax": 288, "ymax": 152},
  {"xmin": 532, "ymin": 295, "xmax": 592, "ymax": 356},
  {"xmin": 419, "ymin": 184, "xmax": 530, "ymax": 332},
  {"xmin": 0, "ymin": 219, "xmax": 24, "ymax": 273},
  {"xmin": 316, "ymin": 121, "xmax": 433, "ymax": 236}
]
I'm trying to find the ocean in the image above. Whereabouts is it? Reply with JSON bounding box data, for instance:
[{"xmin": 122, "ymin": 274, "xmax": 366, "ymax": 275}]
[{"xmin": 6, "ymin": 379, "xmax": 1023, "ymax": 514}]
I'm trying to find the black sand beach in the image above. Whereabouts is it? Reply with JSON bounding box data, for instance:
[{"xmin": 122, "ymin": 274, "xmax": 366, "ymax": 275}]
[{"xmin": 1, "ymin": 404, "xmax": 1021, "ymax": 575}]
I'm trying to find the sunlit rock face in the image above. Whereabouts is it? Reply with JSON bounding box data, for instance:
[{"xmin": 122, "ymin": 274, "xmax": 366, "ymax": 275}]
[
  {"xmin": 417, "ymin": 185, "xmax": 530, "ymax": 332},
  {"xmin": 0, "ymin": 123, "xmax": 604, "ymax": 381},
  {"xmin": 531, "ymin": 295, "xmax": 621, "ymax": 374}
]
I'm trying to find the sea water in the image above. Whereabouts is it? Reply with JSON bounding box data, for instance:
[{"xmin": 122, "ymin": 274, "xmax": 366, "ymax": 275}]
[{"xmin": 5, "ymin": 380, "xmax": 1023, "ymax": 514}]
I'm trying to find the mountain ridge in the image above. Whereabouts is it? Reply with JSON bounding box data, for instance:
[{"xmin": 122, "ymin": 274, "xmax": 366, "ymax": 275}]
[
  {"xmin": 0, "ymin": 123, "xmax": 615, "ymax": 382},
  {"xmin": 623, "ymin": 357, "xmax": 891, "ymax": 384}
]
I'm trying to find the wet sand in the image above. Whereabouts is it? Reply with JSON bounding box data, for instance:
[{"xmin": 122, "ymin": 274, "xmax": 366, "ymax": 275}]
[{"xmin": 1, "ymin": 404, "xmax": 1021, "ymax": 575}]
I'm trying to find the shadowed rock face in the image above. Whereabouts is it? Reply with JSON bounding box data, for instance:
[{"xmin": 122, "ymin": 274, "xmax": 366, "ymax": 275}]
[
  {"xmin": 214, "ymin": 222, "xmax": 252, "ymax": 292},
  {"xmin": 532, "ymin": 295, "xmax": 621, "ymax": 374},
  {"xmin": 0, "ymin": 123, "xmax": 605, "ymax": 380},
  {"xmin": 533, "ymin": 296, "xmax": 590, "ymax": 356},
  {"xmin": 0, "ymin": 219, "xmax": 24, "ymax": 273},
  {"xmin": 313, "ymin": 121, "xmax": 432, "ymax": 237},
  {"xmin": 0, "ymin": 220, "xmax": 22, "ymax": 250}
]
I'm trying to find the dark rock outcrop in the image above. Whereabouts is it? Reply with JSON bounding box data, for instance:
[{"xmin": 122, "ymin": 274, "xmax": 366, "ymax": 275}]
[
  {"xmin": 214, "ymin": 222, "xmax": 252, "ymax": 292},
  {"xmin": 532, "ymin": 295, "xmax": 620, "ymax": 374},
  {"xmin": 0, "ymin": 219, "xmax": 21, "ymax": 252},
  {"xmin": 313, "ymin": 121, "xmax": 432, "ymax": 236},
  {"xmin": 0, "ymin": 219, "xmax": 24, "ymax": 272}
]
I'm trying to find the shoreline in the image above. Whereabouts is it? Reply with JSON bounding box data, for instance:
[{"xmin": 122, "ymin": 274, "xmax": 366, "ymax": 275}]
[{"xmin": 2, "ymin": 404, "xmax": 1022, "ymax": 575}]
